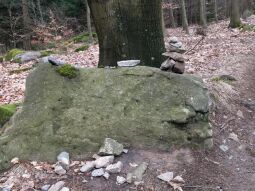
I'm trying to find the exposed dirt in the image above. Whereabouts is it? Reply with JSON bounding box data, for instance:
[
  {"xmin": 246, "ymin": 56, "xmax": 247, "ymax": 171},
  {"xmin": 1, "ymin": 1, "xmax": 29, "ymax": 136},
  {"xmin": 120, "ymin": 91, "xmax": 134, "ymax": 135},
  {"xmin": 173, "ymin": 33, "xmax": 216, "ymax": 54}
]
[{"xmin": 0, "ymin": 18, "xmax": 255, "ymax": 191}]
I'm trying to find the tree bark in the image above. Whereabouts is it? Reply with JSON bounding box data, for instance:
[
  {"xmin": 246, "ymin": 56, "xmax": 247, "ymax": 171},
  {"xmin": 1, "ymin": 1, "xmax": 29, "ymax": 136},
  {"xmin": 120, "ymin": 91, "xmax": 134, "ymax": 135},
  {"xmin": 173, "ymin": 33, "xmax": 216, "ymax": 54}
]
[
  {"xmin": 169, "ymin": 7, "xmax": 176, "ymax": 28},
  {"xmin": 229, "ymin": 0, "xmax": 241, "ymax": 28},
  {"xmin": 214, "ymin": 0, "xmax": 218, "ymax": 22},
  {"xmin": 86, "ymin": 0, "xmax": 93, "ymax": 43},
  {"xmin": 37, "ymin": 0, "xmax": 44, "ymax": 24},
  {"xmin": 87, "ymin": 0, "xmax": 165, "ymax": 68},
  {"xmin": 199, "ymin": 0, "xmax": 207, "ymax": 28},
  {"xmin": 22, "ymin": 0, "xmax": 31, "ymax": 50},
  {"xmin": 179, "ymin": 0, "xmax": 189, "ymax": 34}
]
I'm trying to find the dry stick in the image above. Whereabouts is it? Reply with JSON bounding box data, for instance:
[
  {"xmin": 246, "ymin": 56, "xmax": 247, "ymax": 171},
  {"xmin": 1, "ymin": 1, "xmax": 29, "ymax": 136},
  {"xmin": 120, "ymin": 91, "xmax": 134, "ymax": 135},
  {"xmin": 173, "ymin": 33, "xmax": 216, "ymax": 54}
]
[
  {"xmin": 184, "ymin": 36, "xmax": 205, "ymax": 55},
  {"xmin": 218, "ymin": 117, "xmax": 235, "ymax": 134}
]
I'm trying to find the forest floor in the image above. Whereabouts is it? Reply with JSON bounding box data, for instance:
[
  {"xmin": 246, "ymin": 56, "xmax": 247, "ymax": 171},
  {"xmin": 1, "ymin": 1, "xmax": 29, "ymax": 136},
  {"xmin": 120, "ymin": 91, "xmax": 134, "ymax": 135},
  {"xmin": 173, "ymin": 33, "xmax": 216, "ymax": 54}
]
[{"xmin": 0, "ymin": 17, "xmax": 255, "ymax": 191}]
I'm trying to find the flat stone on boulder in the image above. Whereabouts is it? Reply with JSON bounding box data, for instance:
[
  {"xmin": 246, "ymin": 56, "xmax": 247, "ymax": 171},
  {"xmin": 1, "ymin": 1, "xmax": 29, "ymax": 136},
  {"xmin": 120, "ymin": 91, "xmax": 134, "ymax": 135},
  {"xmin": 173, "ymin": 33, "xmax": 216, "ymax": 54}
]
[{"xmin": 0, "ymin": 64, "xmax": 211, "ymax": 170}]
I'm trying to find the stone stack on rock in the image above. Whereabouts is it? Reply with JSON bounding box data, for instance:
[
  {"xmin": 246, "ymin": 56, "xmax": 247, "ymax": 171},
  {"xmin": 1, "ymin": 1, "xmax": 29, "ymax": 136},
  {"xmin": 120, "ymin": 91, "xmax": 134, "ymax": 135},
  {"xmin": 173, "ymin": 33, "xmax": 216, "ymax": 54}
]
[{"xmin": 161, "ymin": 37, "xmax": 186, "ymax": 74}]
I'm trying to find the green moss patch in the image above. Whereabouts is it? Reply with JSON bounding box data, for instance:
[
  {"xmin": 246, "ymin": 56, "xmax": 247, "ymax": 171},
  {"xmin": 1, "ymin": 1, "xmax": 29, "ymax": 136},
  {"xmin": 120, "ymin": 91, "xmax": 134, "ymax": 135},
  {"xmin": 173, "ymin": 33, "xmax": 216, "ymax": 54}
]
[
  {"xmin": 5, "ymin": 49, "xmax": 24, "ymax": 61},
  {"xmin": 56, "ymin": 64, "xmax": 78, "ymax": 79},
  {"xmin": 74, "ymin": 45, "xmax": 89, "ymax": 52},
  {"xmin": 0, "ymin": 104, "xmax": 17, "ymax": 128},
  {"xmin": 239, "ymin": 23, "xmax": 255, "ymax": 32},
  {"xmin": 70, "ymin": 32, "xmax": 97, "ymax": 43},
  {"xmin": 40, "ymin": 50, "xmax": 55, "ymax": 57}
]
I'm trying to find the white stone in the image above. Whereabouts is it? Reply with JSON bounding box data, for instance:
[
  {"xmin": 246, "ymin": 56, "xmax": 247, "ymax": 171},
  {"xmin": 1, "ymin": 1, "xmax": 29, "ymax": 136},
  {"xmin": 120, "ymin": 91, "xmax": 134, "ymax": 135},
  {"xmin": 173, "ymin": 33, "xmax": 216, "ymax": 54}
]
[
  {"xmin": 228, "ymin": 133, "xmax": 239, "ymax": 142},
  {"xmin": 117, "ymin": 60, "xmax": 140, "ymax": 67},
  {"xmin": 41, "ymin": 184, "xmax": 51, "ymax": 191},
  {"xmin": 48, "ymin": 181, "xmax": 65, "ymax": 191},
  {"xmin": 172, "ymin": 176, "xmax": 185, "ymax": 183},
  {"xmin": 103, "ymin": 172, "xmax": 110, "ymax": 180},
  {"xmin": 80, "ymin": 161, "xmax": 95, "ymax": 173},
  {"xmin": 60, "ymin": 187, "xmax": 70, "ymax": 191},
  {"xmin": 95, "ymin": 156, "xmax": 114, "ymax": 168},
  {"xmin": 91, "ymin": 168, "xmax": 104, "ymax": 177},
  {"xmin": 157, "ymin": 172, "xmax": 174, "ymax": 182},
  {"xmin": 106, "ymin": 161, "xmax": 123, "ymax": 173},
  {"xmin": 10, "ymin": 157, "xmax": 19, "ymax": 164},
  {"xmin": 123, "ymin": 149, "xmax": 129, "ymax": 154},
  {"xmin": 54, "ymin": 165, "xmax": 67, "ymax": 175},
  {"xmin": 116, "ymin": 176, "xmax": 126, "ymax": 185},
  {"xmin": 219, "ymin": 145, "xmax": 229, "ymax": 152},
  {"xmin": 57, "ymin": 152, "xmax": 70, "ymax": 166}
]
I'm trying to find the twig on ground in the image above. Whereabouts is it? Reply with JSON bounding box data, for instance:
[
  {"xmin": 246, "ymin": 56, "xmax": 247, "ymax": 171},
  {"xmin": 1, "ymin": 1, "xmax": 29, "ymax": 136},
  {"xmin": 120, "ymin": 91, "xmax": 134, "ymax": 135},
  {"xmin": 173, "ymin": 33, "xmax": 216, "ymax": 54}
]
[
  {"xmin": 218, "ymin": 117, "xmax": 235, "ymax": 134},
  {"xmin": 205, "ymin": 157, "xmax": 221, "ymax": 165},
  {"xmin": 184, "ymin": 36, "xmax": 205, "ymax": 55}
]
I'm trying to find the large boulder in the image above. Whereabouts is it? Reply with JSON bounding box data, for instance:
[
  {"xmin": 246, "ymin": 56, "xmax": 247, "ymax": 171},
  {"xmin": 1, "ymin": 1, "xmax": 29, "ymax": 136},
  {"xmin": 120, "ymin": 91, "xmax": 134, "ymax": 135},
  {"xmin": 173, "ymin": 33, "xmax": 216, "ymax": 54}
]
[{"xmin": 0, "ymin": 64, "xmax": 211, "ymax": 170}]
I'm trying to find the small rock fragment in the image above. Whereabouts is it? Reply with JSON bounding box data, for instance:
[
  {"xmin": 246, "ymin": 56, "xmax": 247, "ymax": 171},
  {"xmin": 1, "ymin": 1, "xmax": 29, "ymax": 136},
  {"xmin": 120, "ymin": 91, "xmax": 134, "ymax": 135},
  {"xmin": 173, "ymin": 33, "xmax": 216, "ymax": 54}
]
[
  {"xmin": 48, "ymin": 181, "xmax": 65, "ymax": 191},
  {"xmin": 116, "ymin": 176, "xmax": 126, "ymax": 185},
  {"xmin": 60, "ymin": 187, "xmax": 70, "ymax": 191},
  {"xmin": 10, "ymin": 157, "xmax": 19, "ymax": 164},
  {"xmin": 91, "ymin": 168, "xmax": 105, "ymax": 177},
  {"xmin": 157, "ymin": 172, "xmax": 174, "ymax": 182},
  {"xmin": 172, "ymin": 176, "xmax": 185, "ymax": 184},
  {"xmin": 172, "ymin": 61, "xmax": 185, "ymax": 74},
  {"xmin": 117, "ymin": 60, "xmax": 140, "ymax": 67},
  {"xmin": 106, "ymin": 161, "xmax": 123, "ymax": 173},
  {"xmin": 219, "ymin": 145, "xmax": 229, "ymax": 152},
  {"xmin": 80, "ymin": 161, "xmax": 95, "ymax": 173},
  {"xmin": 41, "ymin": 184, "xmax": 51, "ymax": 191},
  {"xmin": 22, "ymin": 173, "xmax": 31, "ymax": 179},
  {"xmin": 57, "ymin": 152, "xmax": 70, "ymax": 167},
  {"xmin": 228, "ymin": 133, "xmax": 239, "ymax": 142},
  {"xmin": 237, "ymin": 110, "xmax": 244, "ymax": 118},
  {"xmin": 123, "ymin": 149, "xmax": 129, "ymax": 154},
  {"xmin": 95, "ymin": 156, "xmax": 114, "ymax": 168},
  {"xmin": 126, "ymin": 162, "xmax": 148, "ymax": 183},
  {"xmin": 103, "ymin": 172, "xmax": 110, "ymax": 180},
  {"xmin": 54, "ymin": 165, "xmax": 67, "ymax": 175},
  {"xmin": 99, "ymin": 138, "xmax": 124, "ymax": 156}
]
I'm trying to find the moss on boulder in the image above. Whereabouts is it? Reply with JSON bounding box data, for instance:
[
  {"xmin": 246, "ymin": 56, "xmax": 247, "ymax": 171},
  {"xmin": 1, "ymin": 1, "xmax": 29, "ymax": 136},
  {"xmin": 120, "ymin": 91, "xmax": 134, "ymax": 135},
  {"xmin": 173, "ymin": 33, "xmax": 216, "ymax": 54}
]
[
  {"xmin": 0, "ymin": 104, "xmax": 17, "ymax": 128},
  {"xmin": 56, "ymin": 64, "xmax": 78, "ymax": 79},
  {"xmin": 0, "ymin": 64, "xmax": 211, "ymax": 170},
  {"xmin": 5, "ymin": 49, "xmax": 24, "ymax": 61}
]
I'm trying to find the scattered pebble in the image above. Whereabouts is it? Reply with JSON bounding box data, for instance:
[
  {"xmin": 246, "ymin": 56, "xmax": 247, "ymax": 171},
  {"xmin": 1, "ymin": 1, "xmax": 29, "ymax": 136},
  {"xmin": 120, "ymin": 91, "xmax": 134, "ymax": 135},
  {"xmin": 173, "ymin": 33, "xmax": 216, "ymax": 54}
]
[
  {"xmin": 48, "ymin": 181, "xmax": 65, "ymax": 191},
  {"xmin": 103, "ymin": 172, "xmax": 110, "ymax": 180},
  {"xmin": 54, "ymin": 165, "xmax": 67, "ymax": 175},
  {"xmin": 57, "ymin": 152, "xmax": 70, "ymax": 167},
  {"xmin": 91, "ymin": 168, "xmax": 105, "ymax": 177},
  {"xmin": 219, "ymin": 145, "xmax": 229, "ymax": 152},
  {"xmin": 122, "ymin": 149, "xmax": 129, "ymax": 154},
  {"xmin": 98, "ymin": 138, "xmax": 124, "ymax": 156},
  {"xmin": 126, "ymin": 162, "xmax": 148, "ymax": 183},
  {"xmin": 41, "ymin": 184, "xmax": 51, "ymax": 191},
  {"xmin": 106, "ymin": 161, "xmax": 123, "ymax": 173},
  {"xmin": 228, "ymin": 132, "xmax": 239, "ymax": 142},
  {"xmin": 10, "ymin": 157, "xmax": 19, "ymax": 164},
  {"xmin": 95, "ymin": 156, "xmax": 114, "ymax": 168},
  {"xmin": 80, "ymin": 161, "xmax": 95, "ymax": 173}
]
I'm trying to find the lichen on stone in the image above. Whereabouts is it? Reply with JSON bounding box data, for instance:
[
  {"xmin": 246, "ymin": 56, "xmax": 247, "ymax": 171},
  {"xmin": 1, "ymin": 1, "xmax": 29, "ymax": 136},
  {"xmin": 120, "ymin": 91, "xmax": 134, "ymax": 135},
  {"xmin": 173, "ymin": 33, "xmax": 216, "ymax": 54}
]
[{"xmin": 56, "ymin": 64, "xmax": 78, "ymax": 79}]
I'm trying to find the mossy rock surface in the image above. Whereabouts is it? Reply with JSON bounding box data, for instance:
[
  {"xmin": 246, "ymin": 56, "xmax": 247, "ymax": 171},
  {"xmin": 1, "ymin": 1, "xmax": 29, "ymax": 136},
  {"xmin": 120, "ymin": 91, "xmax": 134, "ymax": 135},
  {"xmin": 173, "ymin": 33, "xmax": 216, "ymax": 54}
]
[
  {"xmin": 56, "ymin": 64, "xmax": 78, "ymax": 79},
  {"xmin": 40, "ymin": 50, "xmax": 55, "ymax": 57},
  {"xmin": 0, "ymin": 64, "xmax": 211, "ymax": 170},
  {"xmin": 74, "ymin": 45, "xmax": 89, "ymax": 52},
  {"xmin": 5, "ymin": 49, "xmax": 24, "ymax": 61},
  {"xmin": 0, "ymin": 104, "xmax": 17, "ymax": 128}
]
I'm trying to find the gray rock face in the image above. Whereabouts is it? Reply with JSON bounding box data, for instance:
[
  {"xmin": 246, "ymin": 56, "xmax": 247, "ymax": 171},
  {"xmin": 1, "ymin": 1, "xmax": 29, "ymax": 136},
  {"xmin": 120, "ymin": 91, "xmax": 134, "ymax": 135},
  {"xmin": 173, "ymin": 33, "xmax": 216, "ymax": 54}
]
[
  {"xmin": 0, "ymin": 64, "xmax": 211, "ymax": 170},
  {"xmin": 99, "ymin": 138, "xmax": 124, "ymax": 156},
  {"xmin": 48, "ymin": 181, "xmax": 65, "ymax": 191},
  {"xmin": 126, "ymin": 162, "xmax": 148, "ymax": 183},
  {"xmin": 91, "ymin": 168, "xmax": 105, "ymax": 177},
  {"xmin": 15, "ymin": 51, "xmax": 41, "ymax": 63}
]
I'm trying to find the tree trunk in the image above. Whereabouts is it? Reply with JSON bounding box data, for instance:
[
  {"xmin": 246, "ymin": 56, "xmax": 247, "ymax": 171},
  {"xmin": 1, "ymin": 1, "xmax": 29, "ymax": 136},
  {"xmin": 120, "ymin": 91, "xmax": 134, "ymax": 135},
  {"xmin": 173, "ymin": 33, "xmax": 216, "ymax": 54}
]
[
  {"xmin": 229, "ymin": 0, "xmax": 241, "ymax": 28},
  {"xmin": 22, "ymin": 0, "xmax": 31, "ymax": 50},
  {"xmin": 86, "ymin": 0, "xmax": 93, "ymax": 43},
  {"xmin": 179, "ymin": 0, "xmax": 189, "ymax": 34},
  {"xmin": 214, "ymin": 0, "xmax": 218, "ymax": 22},
  {"xmin": 199, "ymin": 0, "xmax": 207, "ymax": 28},
  {"xmin": 169, "ymin": 7, "xmax": 176, "ymax": 28},
  {"xmin": 87, "ymin": 0, "xmax": 166, "ymax": 68},
  {"xmin": 37, "ymin": 0, "xmax": 44, "ymax": 24}
]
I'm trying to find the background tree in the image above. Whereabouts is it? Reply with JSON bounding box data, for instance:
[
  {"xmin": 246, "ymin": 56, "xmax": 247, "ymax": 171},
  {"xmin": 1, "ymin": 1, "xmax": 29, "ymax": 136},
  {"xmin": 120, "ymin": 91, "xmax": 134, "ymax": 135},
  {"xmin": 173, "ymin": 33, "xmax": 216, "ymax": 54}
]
[
  {"xmin": 199, "ymin": 0, "xmax": 207, "ymax": 28},
  {"xmin": 179, "ymin": 0, "xmax": 189, "ymax": 34},
  {"xmin": 87, "ymin": 0, "xmax": 165, "ymax": 68},
  {"xmin": 22, "ymin": 0, "xmax": 31, "ymax": 49},
  {"xmin": 229, "ymin": 0, "xmax": 241, "ymax": 28}
]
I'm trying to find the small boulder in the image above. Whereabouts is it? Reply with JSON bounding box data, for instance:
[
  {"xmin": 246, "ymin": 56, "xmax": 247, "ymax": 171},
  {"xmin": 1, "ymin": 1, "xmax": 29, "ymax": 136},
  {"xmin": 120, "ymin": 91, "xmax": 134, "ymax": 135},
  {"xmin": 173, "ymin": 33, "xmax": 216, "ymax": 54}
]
[
  {"xmin": 91, "ymin": 168, "xmax": 105, "ymax": 177},
  {"xmin": 60, "ymin": 187, "xmax": 70, "ymax": 191},
  {"xmin": 57, "ymin": 152, "xmax": 70, "ymax": 167},
  {"xmin": 80, "ymin": 161, "xmax": 95, "ymax": 173},
  {"xmin": 48, "ymin": 181, "xmax": 65, "ymax": 191},
  {"xmin": 54, "ymin": 165, "xmax": 67, "ymax": 175},
  {"xmin": 126, "ymin": 162, "xmax": 148, "ymax": 183},
  {"xmin": 41, "ymin": 184, "xmax": 51, "ymax": 191},
  {"xmin": 106, "ymin": 161, "xmax": 123, "ymax": 173},
  {"xmin": 14, "ymin": 51, "xmax": 41, "ymax": 63},
  {"xmin": 95, "ymin": 156, "xmax": 114, "ymax": 168},
  {"xmin": 172, "ymin": 61, "xmax": 185, "ymax": 74},
  {"xmin": 162, "ymin": 52, "xmax": 184, "ymax": 62},
  {"xmin": 157, "ymin": 172, "xmax": 174, "ymax": 182},
  {"xmin": 99, "ymin": 138, "xmax": 124, "ymax": 156},
  {"xmin": 160, "ymin": 59, "xmax": 175, "ymax": 71},
  {"xmin": 48, "ymin": 57, "xmax": 66, "ymax": 66}
]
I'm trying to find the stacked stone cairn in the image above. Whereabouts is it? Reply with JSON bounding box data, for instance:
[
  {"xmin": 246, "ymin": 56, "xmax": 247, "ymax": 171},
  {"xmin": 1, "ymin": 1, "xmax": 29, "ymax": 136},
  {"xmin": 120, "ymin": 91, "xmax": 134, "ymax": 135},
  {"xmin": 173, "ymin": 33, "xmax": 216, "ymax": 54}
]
[{"xmin": 160, "ymin": 37, "xmax": 186, "ymax": 74}]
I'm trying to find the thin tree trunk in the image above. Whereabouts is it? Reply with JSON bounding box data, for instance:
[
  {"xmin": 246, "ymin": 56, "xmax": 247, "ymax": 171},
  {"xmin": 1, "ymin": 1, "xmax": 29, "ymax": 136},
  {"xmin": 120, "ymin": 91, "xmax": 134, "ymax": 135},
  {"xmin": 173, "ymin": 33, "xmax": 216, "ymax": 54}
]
[
  {"xmin": 22, "ymin": 0, "xmax": 31, "ymax": 50},
  {"xmin": 169, "ymin": 7, "xmax": 176, "ymax": 28},
  {"xmin": 86, "ymin": 0, "xmax": 93, "ymax": 43},
  {"xmin": 229, "ymin": 0, "xmax": 241, "ymax": 28},
  {"xmin": 214, "ymin": 0, "xmax": 218, "ymax": 22},
  {"xmin": 199, "ymin": 0, "xmax": 207, "ymax": 28},
  {"xmin": 87, "ymin": 0, "xmax": 165, "ymax": 68},
  {"xmin": 179, "ymin": 0, "xmax": 189, "ymax": 34},
  {"xmin": 37, "ymin": 0, "xmax": 44, "ymax": 24}
]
